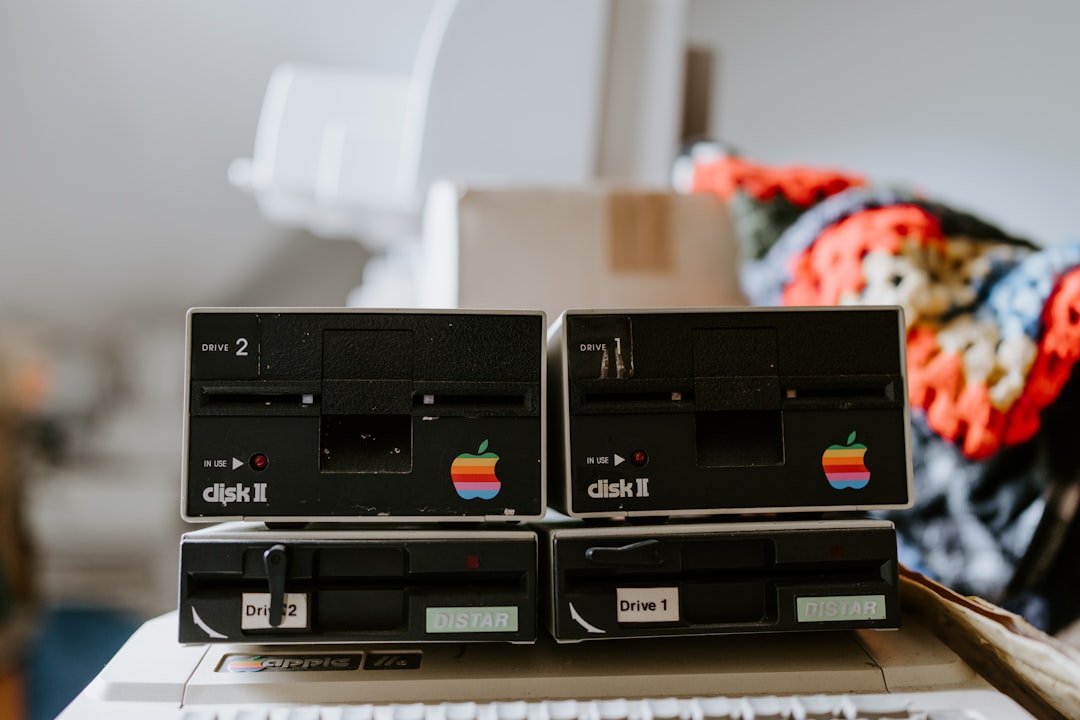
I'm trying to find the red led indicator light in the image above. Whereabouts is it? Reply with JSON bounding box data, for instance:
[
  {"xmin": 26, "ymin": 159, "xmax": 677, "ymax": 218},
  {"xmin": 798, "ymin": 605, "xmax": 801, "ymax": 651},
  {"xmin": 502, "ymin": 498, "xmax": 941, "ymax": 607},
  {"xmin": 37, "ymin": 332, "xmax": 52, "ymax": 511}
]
[
  {"xmin": 630, "ymin": 450, "xmax": 648, "ymax": 467},
  {"xmin": 250, "ymin": 453, "xmax": 269, "ymax": 471},
  {"xmin": 465, "ymin": 554, "xmax": 481, "ymax": 570}
]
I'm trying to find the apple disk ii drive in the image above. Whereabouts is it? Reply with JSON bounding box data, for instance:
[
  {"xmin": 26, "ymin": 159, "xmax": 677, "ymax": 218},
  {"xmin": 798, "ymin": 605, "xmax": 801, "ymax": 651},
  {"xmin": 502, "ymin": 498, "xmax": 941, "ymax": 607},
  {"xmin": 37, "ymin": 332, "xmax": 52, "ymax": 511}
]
[
  {"xmin": 178, "ymin": 522, "xmax": 537, "ymax": 644},
  {"xmin": 547, "ymin": 307, "xmax": 913, "ymax": 519},
  {"xmin": 183, "ymin": 308, "xmax": 545, "ymax": 523},
  {"xmin": 538, "ymin": 517, "xmax": 900, "ymax": 642}
]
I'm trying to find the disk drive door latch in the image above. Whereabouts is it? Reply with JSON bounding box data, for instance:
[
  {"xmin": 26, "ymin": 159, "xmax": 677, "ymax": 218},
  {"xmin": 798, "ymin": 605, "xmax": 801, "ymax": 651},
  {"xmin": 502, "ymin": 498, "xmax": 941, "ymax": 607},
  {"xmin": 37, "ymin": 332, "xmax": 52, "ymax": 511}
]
[
  {"xmin": 585, "ymin": 539, "xmax": 664, "ymax": 567},
  {"xmin": 263, "ymin": 544, "xmax": 288, "ymax": 627}
]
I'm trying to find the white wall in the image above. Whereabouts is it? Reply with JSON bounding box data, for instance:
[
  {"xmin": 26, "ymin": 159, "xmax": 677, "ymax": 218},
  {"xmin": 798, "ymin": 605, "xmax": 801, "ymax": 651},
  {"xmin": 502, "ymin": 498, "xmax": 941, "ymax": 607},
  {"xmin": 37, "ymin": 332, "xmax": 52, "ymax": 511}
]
[
  {"xmin": 0, "ymin": 0, "xmax": 434, "ymax": 336},
  {"xmin": 688, "ymin": 0, "xmax": 1080, "ymax": 246}
]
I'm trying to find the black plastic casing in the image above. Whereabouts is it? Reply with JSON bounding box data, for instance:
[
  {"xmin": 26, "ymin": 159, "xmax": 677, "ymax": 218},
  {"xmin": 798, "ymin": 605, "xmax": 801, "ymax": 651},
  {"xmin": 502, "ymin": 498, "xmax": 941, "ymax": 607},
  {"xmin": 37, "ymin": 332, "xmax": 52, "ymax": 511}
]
[
  {"xmin": 538, "ymin": 518, "xmax": 900, "ymax": 642},
  {"xmin": 547, "ymin": 307, "xmax": 913, "ymax": 519},
  {"xmin": 183, "ymin": 308, "xmax": 545, "ymax": 522},
  {"xmin": 179, "ymin": 523, "xmax": 538, "ymax": 644}
]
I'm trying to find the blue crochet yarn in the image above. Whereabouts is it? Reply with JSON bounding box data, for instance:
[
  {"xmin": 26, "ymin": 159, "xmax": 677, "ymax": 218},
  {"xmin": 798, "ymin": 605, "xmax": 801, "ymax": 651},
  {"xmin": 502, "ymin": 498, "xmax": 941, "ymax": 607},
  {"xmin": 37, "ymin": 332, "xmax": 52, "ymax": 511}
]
[{"xmin": 983, "ymin": 240, "xmax": 1080, "ymax": 341}]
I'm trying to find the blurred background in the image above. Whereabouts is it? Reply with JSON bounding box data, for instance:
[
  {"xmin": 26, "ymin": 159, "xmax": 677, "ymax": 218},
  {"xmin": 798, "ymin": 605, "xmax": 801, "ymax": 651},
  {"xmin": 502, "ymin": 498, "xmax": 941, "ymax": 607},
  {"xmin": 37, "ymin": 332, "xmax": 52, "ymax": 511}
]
[{"xmin": 3, "ymin": 1, "xmax": 1080, "ymax": 717}]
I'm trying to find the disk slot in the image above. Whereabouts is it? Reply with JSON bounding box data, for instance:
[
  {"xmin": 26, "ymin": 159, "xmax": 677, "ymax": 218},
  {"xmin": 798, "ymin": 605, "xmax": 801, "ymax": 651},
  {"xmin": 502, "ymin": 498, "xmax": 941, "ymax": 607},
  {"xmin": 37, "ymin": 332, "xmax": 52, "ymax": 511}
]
[
  {"xmin": 572, "ymin": 379, "xmax": 694, "ymax": 414},
  {"xmin": 187, "ymin": 572, "xmax": 529, "ymax": 594},
  {"xmin": 413, "ymin": 392, "xmax": 530, "ymax": 413},
  {"xmin": 561, "ymin": 563, "xmax": 890, "ymax": 594},
  {"xmin": 412, "ymin": 381, "xmax": 538, "ymax": 416},
  {"xmin": 193, "ymin": 383, "xmax": 319, "ymax": 413},
  {"xmin": 781, "ymin": 375, "xmax": 899, "ymax": 409}
]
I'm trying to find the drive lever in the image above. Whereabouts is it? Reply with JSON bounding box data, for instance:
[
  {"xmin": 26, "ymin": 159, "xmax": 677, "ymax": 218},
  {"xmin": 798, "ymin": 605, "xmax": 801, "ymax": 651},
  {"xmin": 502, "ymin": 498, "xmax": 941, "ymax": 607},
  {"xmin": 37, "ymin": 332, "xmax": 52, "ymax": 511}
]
[
  {"xmin": 263, "ymin": 544, "xmax": 288, "ymax": 627},
  {"xmin": 585, "ymin": 539, "xmax": 664, "ymax": 567}
]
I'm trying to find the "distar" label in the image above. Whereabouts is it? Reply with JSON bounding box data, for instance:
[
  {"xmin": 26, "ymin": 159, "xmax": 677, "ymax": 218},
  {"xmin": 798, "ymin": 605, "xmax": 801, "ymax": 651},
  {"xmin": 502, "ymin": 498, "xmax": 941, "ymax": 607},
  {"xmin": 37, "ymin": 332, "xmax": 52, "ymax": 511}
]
[
  {"xmin": 425, "ymin": 606, "xmax": 519, "ymax": 633},
  {"xmin": 796, "ymin": 595, "xmax": 887, "ymax": 622}
]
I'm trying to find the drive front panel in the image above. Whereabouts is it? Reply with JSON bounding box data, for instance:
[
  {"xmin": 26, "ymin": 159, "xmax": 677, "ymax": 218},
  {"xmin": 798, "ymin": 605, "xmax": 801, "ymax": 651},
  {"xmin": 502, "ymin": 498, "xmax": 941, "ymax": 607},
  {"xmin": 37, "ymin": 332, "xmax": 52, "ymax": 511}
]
[
  {"xmin": 540, "ymin": 519, "xmax": 900, "ymax": 642},
  {"xmin": 179, "ymin": 523, "xmax": 537, "ymax": 644},
  {"xmin": 184, "ymin": 309, "xmax": 545, "ymax": 522},
  {"xmin": 548, "ymin": 308, "xmax": 912, "ymax": 518}
]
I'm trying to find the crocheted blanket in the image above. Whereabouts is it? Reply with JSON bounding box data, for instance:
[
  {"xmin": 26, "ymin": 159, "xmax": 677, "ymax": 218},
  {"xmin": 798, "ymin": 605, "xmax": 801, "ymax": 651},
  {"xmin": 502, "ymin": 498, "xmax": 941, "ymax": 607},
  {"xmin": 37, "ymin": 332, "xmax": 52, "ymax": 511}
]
[{"xmin": 678, "ymin": 146, "xmax": 1080, "ymax": 631}]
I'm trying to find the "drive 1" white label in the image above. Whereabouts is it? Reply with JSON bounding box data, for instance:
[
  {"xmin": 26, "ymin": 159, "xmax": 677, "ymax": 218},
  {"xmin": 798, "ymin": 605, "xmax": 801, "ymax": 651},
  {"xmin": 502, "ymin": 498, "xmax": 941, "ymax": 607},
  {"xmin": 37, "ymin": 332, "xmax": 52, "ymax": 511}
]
[
  {"xmin": 241, "ymin": 593, "xmax": 309, "ymax": 630},
  {"xmin": 616, "ymin": 587, "xmax": 679, "ymax": 623}
]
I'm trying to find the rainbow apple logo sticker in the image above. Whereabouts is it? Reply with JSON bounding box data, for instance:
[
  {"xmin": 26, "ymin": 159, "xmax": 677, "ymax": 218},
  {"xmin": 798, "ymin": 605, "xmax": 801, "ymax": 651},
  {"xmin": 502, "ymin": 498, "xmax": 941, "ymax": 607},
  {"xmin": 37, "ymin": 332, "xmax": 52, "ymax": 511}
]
[
  {"xmin": 450, "ymin": 439, "xmax": 501, "ymax": 500},
  {"xmin": 822, "ymin": 431, "xmax": 870, "ymax": 489}
]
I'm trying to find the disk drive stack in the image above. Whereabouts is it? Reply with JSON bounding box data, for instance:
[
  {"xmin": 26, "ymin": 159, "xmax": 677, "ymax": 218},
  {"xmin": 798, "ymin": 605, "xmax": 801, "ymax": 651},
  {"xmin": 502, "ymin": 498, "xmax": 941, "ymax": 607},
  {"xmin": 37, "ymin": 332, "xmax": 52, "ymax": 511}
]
[
  {"xmin": 178, "ymin": 308, "xmax": 545, "ymax": 644},
  {"xmin": 541, "ymin": 308, "xmax": 911, "ymax": 641},
  {"xmin": 175, "ymin": 305, "xmax": 911, "ymax": 649}
]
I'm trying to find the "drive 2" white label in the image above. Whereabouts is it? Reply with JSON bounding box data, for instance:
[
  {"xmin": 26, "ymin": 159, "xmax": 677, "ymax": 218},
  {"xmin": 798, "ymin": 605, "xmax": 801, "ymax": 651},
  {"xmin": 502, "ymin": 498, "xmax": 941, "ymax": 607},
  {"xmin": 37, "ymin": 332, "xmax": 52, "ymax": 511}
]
[
  {"xmin": 241, "ymin": 593, "xmax": 309, "ymax": 630},
  {"xmin": 616, "ymin": 587, "xmax": 679, "ymax": 623}
]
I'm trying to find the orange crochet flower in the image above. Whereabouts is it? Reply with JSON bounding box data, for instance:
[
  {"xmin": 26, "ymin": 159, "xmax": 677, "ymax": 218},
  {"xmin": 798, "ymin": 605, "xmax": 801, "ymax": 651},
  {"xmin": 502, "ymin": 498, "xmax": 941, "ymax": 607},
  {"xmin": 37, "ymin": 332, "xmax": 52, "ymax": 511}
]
[
  {"xmin": 783, "ymin": 206, "xmax": 943, "ymax": 305},
  {"xmin": 690, "ymin": 155, "xmax": 864, "ymax": 206}
]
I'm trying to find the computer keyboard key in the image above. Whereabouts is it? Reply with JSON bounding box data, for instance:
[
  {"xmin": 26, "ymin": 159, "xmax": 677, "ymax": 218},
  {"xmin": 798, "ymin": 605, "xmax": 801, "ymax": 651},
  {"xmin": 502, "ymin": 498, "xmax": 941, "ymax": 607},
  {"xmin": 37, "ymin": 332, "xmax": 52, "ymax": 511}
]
[
  {"xmin": 692, "ymin": 697, "xmax": 734, "ymax": 720},
  {"xmin": 842, "ymin": 694, "xmax": 912, "ymax": 718},
  {"xmin": 232, "ymin": 711, "xmax": 271, "ymax": 720},
  {"xmin": 281, "ymin": 709, "xmax": 319, "ymax": 720},
  {"xmin": 339, "ymin": 706, "xmax": 375, "ymax": 720},
  {"xmin": 180, "ymin": 712, "xmax": 218, "ymax": 720},
  {"xmin": 494, "ymin": 700, "xmax": 529, "ymax": 720},
  {"xmin": 544, "ymin": 700, "xmax": 581, "ymax": 720},
  {"xmin": 792, "ymin": 695, "xmax": 839, "ymax": 719},
  {"xmin": 739, "ymin": 696, "xmax": 786, "ymax": 720},
  {"xmin": 442, "ymin": 702, "xmax": 478, "ymax": 720},
  {"xmin": 645, "ymin": 697, "xmax": 682, "ymax": 720},
  {"xmin": 598, "ymin": 698, "xmax": 632, "ymax": 720},
  {"xmin": 394, "ymin": 703, "xmax": 428, "ymax": 720}
]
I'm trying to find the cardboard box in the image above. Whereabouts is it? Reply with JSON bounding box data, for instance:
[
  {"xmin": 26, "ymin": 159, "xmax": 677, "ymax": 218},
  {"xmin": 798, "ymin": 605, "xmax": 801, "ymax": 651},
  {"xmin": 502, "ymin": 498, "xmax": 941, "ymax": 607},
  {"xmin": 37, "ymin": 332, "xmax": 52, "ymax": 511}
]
[{"xmin": 417, "ymin": 183, "xmax": 746, "ymax": 320}]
